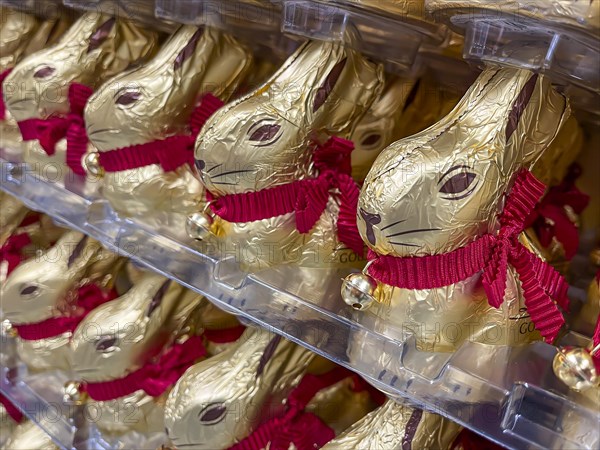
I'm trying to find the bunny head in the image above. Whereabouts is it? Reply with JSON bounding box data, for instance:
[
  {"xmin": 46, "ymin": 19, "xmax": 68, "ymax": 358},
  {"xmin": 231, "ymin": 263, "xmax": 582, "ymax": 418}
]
[
  {"xmin": 86, "ymin": 25, "xmax": 251, "ymax": 150},
  {"xmin": 70, "ymin": 273, "xmax": 197, "ymax": 382},
  {"xmin": 195, "ymin": 40, "xmax": 383, "ymax": 195},
  {"xmin": 1, "ymin": 231, "xmax": 104, "ymax": 324},
  {"xmin": 358, "ymin": 67, "xmax": 570, "ymax": 258},
  {"xmin": 350, "ymin": 76, "xmax": 420, "ymax": 182},
  {"xmin": 4, "ymin": 12, "xmax": 159, "ymax": 122},
  {"xmin": 165, "ymin": 329, "xmax": 314, "ymax": 449},
  {"xmin": 0, "ymin": 7, "xmax": 39, "ymax": 72}
]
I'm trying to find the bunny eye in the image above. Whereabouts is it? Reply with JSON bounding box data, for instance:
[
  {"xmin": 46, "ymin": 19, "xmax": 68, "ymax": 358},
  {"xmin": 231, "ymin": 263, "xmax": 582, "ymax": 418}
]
[
  {"xmin": 95, "ymin": 335, "xmax": 119, "ymax": 353},
  {"xmin": 439, "ymin": 166, "xmax": 477, "ymax": 200},
  {"xmin": 20, "ymin": 284, "xmax": 40, "ymax": 298},
  {"xmin": 247, "ymin": 121, "xmax": 282, "ymax": 146},
  {"xmin": 198, "ymin": 402, "xmax": 227, "ymax": 425},
  {"xmin": 115, "ymin": 89, "xmax": 141, "ymax": 106},
  {"xmin": 33, "ymin": 65, "xmax": 55, "ymax": 79},
  {"xmin": 360, "ymin": 133, "xmax": 381, "ymax": 149}
]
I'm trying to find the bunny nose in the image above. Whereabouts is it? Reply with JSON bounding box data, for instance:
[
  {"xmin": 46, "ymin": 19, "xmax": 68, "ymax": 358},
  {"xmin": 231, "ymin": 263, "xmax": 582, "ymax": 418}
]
[
  {"xmin": 195, "ymin": 160, "xmax": 206, "ymax": 178},
  {"xmin": 359, "ymin": 209, "xmax": 381, "ymax": 245}
]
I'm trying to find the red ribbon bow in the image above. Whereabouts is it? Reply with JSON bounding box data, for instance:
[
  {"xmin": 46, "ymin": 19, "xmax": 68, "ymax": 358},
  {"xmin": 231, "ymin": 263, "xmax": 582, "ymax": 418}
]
[
  {"xmin": 207, "ymin": 136, "xmax": 365, "ymax": 256},
  {"xmin": 13, "ymin": 283, "xmax": 118, "ymax": 341},
  {"xmin": 16, "ymin": 83, "xmax": 93, "ymax": 175},
  {"xmin": 81, "ymin": 335, "xmax": 206, "ymax": 401},
  {"xmin": 0, "ymin": 233, "xmax": 31, "ymax": 278},
  {"xmin": 0, "ymin": 393, "xmax": 23, "ymax": 423},
  {"xmin": 367, "ymin": 170, "xmax": 569, "ymax": 343},
  {"xmin": 525, "ymin": 164, "xmax": 590, "ymax": 260},
  {"xmin": 0, "ymin": 68, "xmax": 13, "ymax": 121},
  {"xmin": 229, "ymin": 367, "xmax": 352, "ymax": 450},
  {"xmin": 97, "ymin": 93, "xmax": 224, "ymax": 173}
]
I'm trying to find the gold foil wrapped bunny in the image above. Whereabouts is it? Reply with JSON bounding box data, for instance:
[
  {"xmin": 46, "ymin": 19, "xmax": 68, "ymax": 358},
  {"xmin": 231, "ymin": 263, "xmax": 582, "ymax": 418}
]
[
  {"xmin": 70, "ymin": 273, "xmax": 202, "ymax": 436},
  {"xmin": 323, "ymin": 399, "xmax": 462, "ymax": 449},
  {"xmin": 165, "ymin": 328, "xmax": 315, "ymax": 449},
  {"xmin": 84, "ymin": 25, "xmax": 252, "ymax": 241},
  {"xmin": 3, "ymin": 12, "xmax": 159, "ymax": 181},
  {"xmin": 194, "ymin": 40, "xmax": 383, "ymax": 270},
  {"xmin": 347, "ymin": 67, "xmax": 571, "ymax": 352},
  {"xmin": 2, "ymin": 231, "xmax": 121, "ymax": 372}
]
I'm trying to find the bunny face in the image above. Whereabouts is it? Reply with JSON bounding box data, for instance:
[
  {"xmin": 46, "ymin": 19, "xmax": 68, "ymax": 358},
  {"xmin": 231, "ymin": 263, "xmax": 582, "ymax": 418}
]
[
  {"xmin": 1, "ymin": 232, "xmax": 101, "ymax": 324},
  {"xmin": 165, "ymin": 330, "xmax": 314, "ymax": 449},
  {"xmin": 71, "ymin": 274, "xmax": 194, "ymax": 382},
  {"xmin": 85, "ymin": 26, "xmax": 251, "ymax": 151},
  {"xmin": 4, "ymin": 12, "xmax": 158, "ymax": 122},
  {"xmin": 195, "ymin": 40, "xmax": 383, "ymax": 196},
  {"xmin": 358, "ymin": 67, "xmax": 570, "ymax": 257}
]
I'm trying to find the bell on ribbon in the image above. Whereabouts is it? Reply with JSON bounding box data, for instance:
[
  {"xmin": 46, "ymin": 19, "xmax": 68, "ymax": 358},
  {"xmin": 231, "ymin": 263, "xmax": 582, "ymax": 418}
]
[
  {"xmin": 341, "ymin": 272, "xmax": 379, "ymax": 311},
  {"xmin": 186, "ymin": 212, "xmax": 215, "ymax": 241},
  {"xmin": 63, "ymin": 381, "xmax": 88, "ymax": 405},
  {"xmin": 552, "ymin": 345, "xmax": 599, "ymax": 391},
  {"xmin": 82, "ymin": 152, "xmax": 104, "ymax": 177}
]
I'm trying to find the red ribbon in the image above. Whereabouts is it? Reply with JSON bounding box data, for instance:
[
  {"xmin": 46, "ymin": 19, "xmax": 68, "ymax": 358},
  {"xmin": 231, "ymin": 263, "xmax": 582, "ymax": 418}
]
[
  {"xmin": 81, "ymin": 335, "xmax": 206, "ymax": 401},
  {"xmin": 592, "ymin": 273, "xmax": 600, "ymax": 371},
  {"xmin": 16, "ymin": 83, "xmax": 93, "ymax": 175},
  {"xmin": 0, "ymin": 393, "xmax": 23, "ymax": 423},
  {"xmin": 207, "ymin": 137, "xmax": 365, "ymax": 256},
  {"xmin": 525, "ymin": 164, "xmax": 590, "ymax": 260},
  {"xmin": 203, "ymin": 325, "xmax": 245, "ymax": 344},
  {"xmin": 0, "ymin": 68, "xmax": 13, "ymax": 121},
  {"xmin": 13, "ymin": 283, "xmax": 118, "ymax": 341},
  {"xmin": 0, "ymin": 233, "xmax": 31, "ymax": 278},
  {"xmin": 97, "ymin": 94, "xmax": 224, "ymax": 173},
  {"xmin": 229, "ymin": 367, "xmax": 352, "ymax": 450},
  {"xmin": 367, "ymin": 170, "xmax": 568, "ymax": 343}
]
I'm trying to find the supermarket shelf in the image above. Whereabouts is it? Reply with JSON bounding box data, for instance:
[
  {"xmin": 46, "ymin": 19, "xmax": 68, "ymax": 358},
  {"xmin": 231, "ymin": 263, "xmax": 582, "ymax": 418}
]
[{"xmin": 1, "ymin": 157, "xmax": 600, "ymax": 450}]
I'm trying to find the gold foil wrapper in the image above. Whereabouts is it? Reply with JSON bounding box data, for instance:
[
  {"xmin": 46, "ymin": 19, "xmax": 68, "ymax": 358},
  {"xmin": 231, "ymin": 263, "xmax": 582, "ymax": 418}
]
[
  {"xmin": 572, "ymin": 271, "xmax": 600, "ymax": 337},
  {"xmin": 357, "ymin": 67, "xmax": 571, "ymax": 350},
  {"xmin": 165, "ymin": 328, "xmax": 315, "ymax": 449},
  {"xmin": 576, "ymin": 130, "xmax": 600, "ymax": 234},
  {"xmin": 195, "ymin": 40, "xmax": 383, "ymax": 270},
  {"xmin": 4, "ymin": 12, "xmax": 159, "ymax": 179},
  {"xmin": 0, "ymin": 193, "xmax": 28, "ymax": 245},
  {"xmin": 85, "ymin": 25, "xmax": 252, "ymax": 241},
  {"xmin": 323, "ymin": 399, "xmax": 462, "ymax": 449}
]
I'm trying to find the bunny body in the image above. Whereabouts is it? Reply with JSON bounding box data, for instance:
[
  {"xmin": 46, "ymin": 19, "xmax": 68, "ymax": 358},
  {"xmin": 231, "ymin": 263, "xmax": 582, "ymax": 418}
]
[
  {"xmin": 3, "ymin": 12, "xmax": 159, "ymax": 181},
  {"xmin": 322, "ymin": 399, "xmax": 461, "ymax": 449},
  {"xmin": 165, "ymin": 328, "xmax": 314, "ymax": 449},
  {"xmin": 356, "ymin": 67, "xmax": 571, "ymax": 351},
  {"xmin": 85, "ymin": 26, "xmax": 252, "ymax": 239},
  {"xmin": 70, "ymin": 274, "xmax": 200, "ymax": 436},
  {"xmin": 195, "ymin": 40, "xmax": 383, "ymax": 270}
]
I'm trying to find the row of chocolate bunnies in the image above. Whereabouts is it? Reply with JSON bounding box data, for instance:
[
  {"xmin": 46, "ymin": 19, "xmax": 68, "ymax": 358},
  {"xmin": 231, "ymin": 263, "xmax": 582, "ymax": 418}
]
[
  {"xmin": 0, "ymin": 1, "xmax": 599, "ymax": 425},
  {"xmin": 0, "ymin": 197, "xmax": 507, "ymax": 450}
]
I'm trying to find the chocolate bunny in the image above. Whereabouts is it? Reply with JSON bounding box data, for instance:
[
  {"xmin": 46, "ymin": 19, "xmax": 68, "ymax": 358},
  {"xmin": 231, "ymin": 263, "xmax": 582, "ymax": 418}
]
[
  {"xmin": 194, "ymin": 40, "xmax": 383, "ymax": 270},
  {"xmin": 322, "ymin": 399, "xmax": 461, "ymax": 450},
  {"xmin": 70, "ymin": 273, "xmax": 202, "ymax": 436},
  {"xmin": 165, "ymin": 328, "xmax": 315, "ymax": 449},
  {"xmin": 3, "ymin": 12, "xmax": 159, "ymax": 181},
  {"xmin": 346, "ymin": 67, "xmax": 571, "ymax": 352},
  {"xmin": 84, "ymin": 25, "xmax": 252, "ymax": 240},
  {"xmin": 2, "ymin": 231, "xmax": 121, "ymax": 372}
]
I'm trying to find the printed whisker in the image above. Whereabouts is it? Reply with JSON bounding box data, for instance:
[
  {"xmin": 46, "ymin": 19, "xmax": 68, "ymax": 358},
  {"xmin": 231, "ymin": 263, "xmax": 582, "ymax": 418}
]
[
  {"xmin": 380, "ymin": 219, "xmax": 406, "ymax": 231},
  {"xmin": 206, "ymin": 164, "xmax": 222, "ymax": 173},
  {"xmin": 388, "ymin": 242, "xmax": 421, "ymax": 247},
  {"xmin": 386, "ymin": 228, "xmax": 441, "ymax": 238},
  {"xmin": 211, "ymin": 169, "xmax": 254, "ymax": 179},
  {"xmin": 211, "ymin": 181, "xmax": 239, "ymax": 186}
]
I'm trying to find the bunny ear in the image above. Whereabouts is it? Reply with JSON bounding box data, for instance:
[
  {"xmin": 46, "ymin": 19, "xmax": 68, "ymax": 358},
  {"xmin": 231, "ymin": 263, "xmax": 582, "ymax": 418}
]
[
  {"xmin": 146, "ymin": 279, "xmax": 171, "ymax": 317},
  {"xmin": 312, "ymin": 58, "xmax": 347, "ymax": 112},
  {"xmin": 174, "ymin": 28, "xmax": 204, "ymax": 71},
  {"xmin": 256, "ymin": 334, "xmax": 282, "ymax": 378},
  {"xmin": 67, "ymin": 235, "xmax": 89, "ymax": 268},
  {"xmin": 87, "ymin": 17, "xmax": 116, "ymax": 54},
  {"xmin": 505, "ymin": 73, "xmax": 538, "ymax": 142}
]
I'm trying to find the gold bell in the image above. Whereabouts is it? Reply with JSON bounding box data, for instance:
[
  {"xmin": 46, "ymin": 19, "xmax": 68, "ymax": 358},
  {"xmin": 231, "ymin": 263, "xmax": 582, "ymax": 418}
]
[
  {"xmin": 186, "ymin": 211, "xmax": 215, "ymax": 241},
  {"xmin": 83, "ymin": 152, "xmax": 104, "ymax": 177},
  {"xmin": 341, "ymin": 272, "xmax": 378, "ymax": 311},
  {"xmin": 552, "ymin": 345, "xmax": 599, "ymax": 391},
  {"xmin": 63, "ymin": 380, "xmax": 88, "ymax": 405}
]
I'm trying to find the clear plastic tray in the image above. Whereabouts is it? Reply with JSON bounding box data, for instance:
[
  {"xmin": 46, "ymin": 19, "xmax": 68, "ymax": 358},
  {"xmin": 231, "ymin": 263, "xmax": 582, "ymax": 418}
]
[
  {"xmin": 1, "ymin": 154, "xmax": 599, "ymax": 449},
  {"xmin": 0, "ymin": 0, "xmax": 65, "ymax": 17},
  {"xmin": 426, "ymin": 1, "xmax": 600, "ymax": 117}
]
